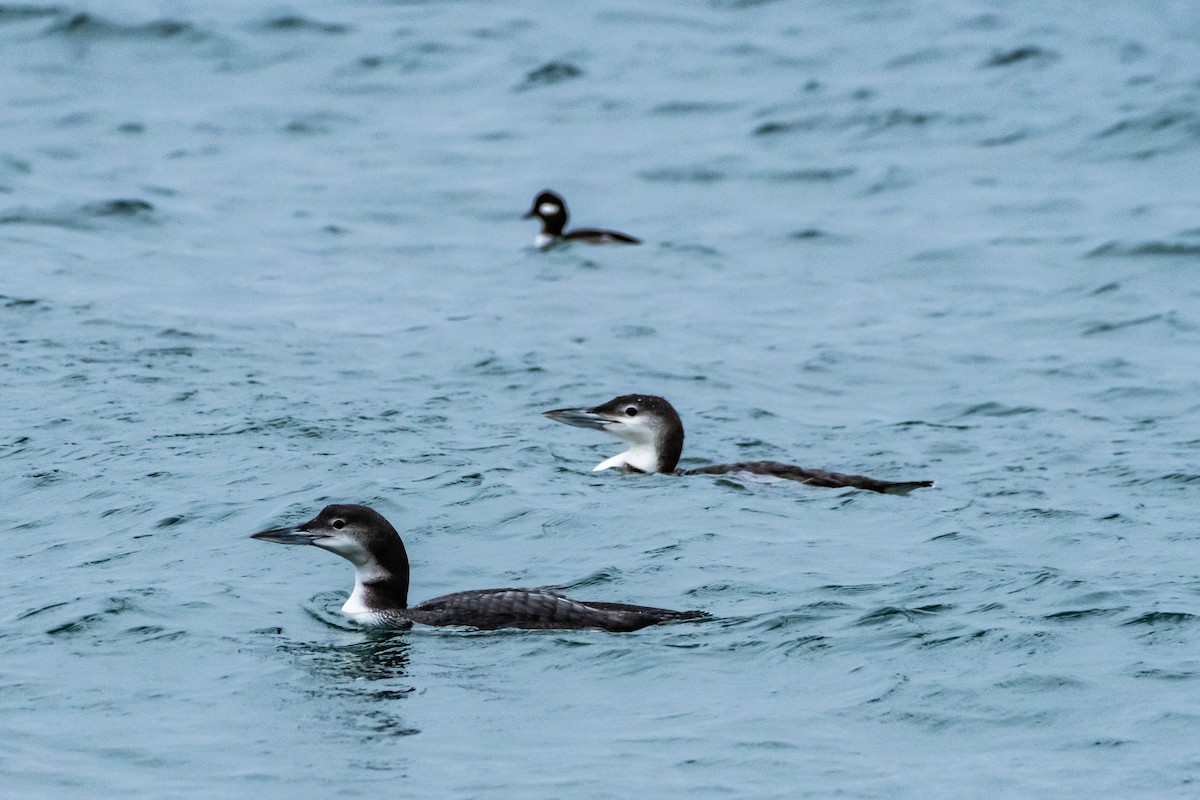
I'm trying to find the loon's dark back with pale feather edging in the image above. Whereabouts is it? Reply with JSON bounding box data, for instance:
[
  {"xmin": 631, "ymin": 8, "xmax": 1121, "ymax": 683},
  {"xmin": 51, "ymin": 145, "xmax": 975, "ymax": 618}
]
[
  {"xmin": 403, "ymin": 588, "xmax": 707, "ymax": 631},
  {"xmin": 680, "ymin": 461, "xmax": 934, "ymax": 494}
]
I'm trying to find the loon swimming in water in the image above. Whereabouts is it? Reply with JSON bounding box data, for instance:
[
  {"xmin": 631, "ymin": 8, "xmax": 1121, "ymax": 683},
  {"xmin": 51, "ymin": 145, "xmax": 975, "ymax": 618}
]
[
  {"xmin": 524, "ymin": 190, "xmax": 640, "ymax": 248},
  {"xmin": 251, "ymin": 504, "xmax": 705, "ymax": 631},
  {"xmin": 544, "ymin": 394, "xmax": 934, "ymax": 494}
]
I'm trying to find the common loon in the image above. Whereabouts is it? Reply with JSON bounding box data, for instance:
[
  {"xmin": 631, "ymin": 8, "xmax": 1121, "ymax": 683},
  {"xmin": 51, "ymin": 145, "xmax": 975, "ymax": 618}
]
[
  {"xmin": 251, "ymin": 504, "xmax": 706, "ymax": 631},
  {"xmin": 544, "ymin": 394, "xmax": 934, "ymax": 494},
  {"xmin": 524, "ymin": 190, "xmax": 640, "ymax": 248}
]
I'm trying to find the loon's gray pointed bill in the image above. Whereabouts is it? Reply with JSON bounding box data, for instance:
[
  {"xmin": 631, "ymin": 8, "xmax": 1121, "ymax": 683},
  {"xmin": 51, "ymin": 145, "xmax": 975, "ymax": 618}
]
[
  {"xmin": 250, "ymin": 525, "xmax": 322, "ymax": 546},
  {"xmin": 543, "ymin": 407, "xmax": 614, "ymax": 431}
]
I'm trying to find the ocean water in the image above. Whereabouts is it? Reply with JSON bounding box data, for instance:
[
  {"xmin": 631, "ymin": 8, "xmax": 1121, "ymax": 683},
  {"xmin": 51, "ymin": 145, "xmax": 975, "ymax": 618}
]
[{"xmin": 2, "ymin": 0, "xmax": 1199, "ymax": 797}]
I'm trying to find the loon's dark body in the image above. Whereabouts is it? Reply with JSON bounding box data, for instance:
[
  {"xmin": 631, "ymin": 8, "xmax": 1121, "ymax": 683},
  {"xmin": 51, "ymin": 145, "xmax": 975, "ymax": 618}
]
[
  {"xmin": 681, "ymin": 461, "xmax": 931, "ymax": 494},
  {"xmin": 252, "ymin": 504, "xmax": 705, "ymax": 632},
  {"xmin": 545, "ymin": 394, "xmax": 933, "ymax": 495}
]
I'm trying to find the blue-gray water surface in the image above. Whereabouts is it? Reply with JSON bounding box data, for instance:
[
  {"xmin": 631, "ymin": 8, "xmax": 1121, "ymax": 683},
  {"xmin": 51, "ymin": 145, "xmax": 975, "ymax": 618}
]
[{"xmin": 2, "ymin": 1, "xmax": 1199, "ymax": 797}]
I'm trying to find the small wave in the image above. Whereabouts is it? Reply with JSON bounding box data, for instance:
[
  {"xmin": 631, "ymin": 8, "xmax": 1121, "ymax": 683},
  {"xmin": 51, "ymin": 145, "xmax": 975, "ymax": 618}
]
[
  {"xmin": 138, "ymin": 345, "xmax": 194, "ymax": 358},
  {"xmin": 1090, "ymin": 109, "xmax": 1200, "ymax": 158},
  {"xmin": 44, "ymin": 12, "xmax": 211, "ymax": 42},
  {"xmin": 1021, "ymin": 507, "xmax": 1087, "ymax": 520},
  {"xmin": 0, "ymin": 155, "xmax": 31, "ymax": 176},
  {"xmin": 957, "ymin": 402, "xmax": 1041, "ymax": 417},
  {"xmin": 0, "ymin": 198, "xmax": 156, "ymax": 229},
  {"xmin": 254, "ymin": 15, "xmax": 349, "ymax": 34},
  {"xmin": 16, "ymin": 601, "xmax": 70, "ymax": 619},
  {"xmin": 45, "ymin": 595, "xmax": 139, "ymax": 636},
  {"xmin": 1151, "ymin": 473, "xmax": 1200, "ymax": 485},
  {"xmin": 282, "ymin": 112, "xmax": 357, "ymax": 136},
  {"xmin": 658, "ymin": 241, "xmax": 720, "ymax": 256},
  {"xmin": 753, "ymin": 120, "xmax": 812, "ymax": 136},
  {"xmin": 887, "ymin": 48, "xmax": 946, "ymax": 68},
  {"xmin": 1122, "ymin": 611, "xmax": 1197, "ymax": 626},
  {"xmin": 711, "ymin": 0, "xmax": 788, "ymax": 8},
  {"xmin": 159, "ymin": 416, "xmax": 340, "ymax": 440},
  {"xmin": 0, "ymin": 435, "xmax": 32, "ymax": 459},
  {"xmin": 0, "ymin": 5, "xmax": 60, "ymax": 24},
  {"xmin": 790, "ymin": 228, "xmax": 828, "ymax": 240},
  {"xmin": 301, "ymin": 592, "xmax": 362, "ymax": 630},
  {"xmin": 652, "ymin": 101, "xmax": 738, "ymax": 115},
  {"xmin": 756, "ymin": 167, "xmax": 855, "ymax": 183},
  {"xmin": 639, "ymin": 166, "xmax": 726, "ymax": 183},
  {"xmin": 895, "ymin": 419, "xmax": 971, "ymax": 430},
  {"xmin": 993, "ymin": 673, "xmax": 1085, "ymax": 691},
  {"xmin": 980, "ymin": 46, "xmax": 1060, "ymax": 68},
  {"xmin": 1042, "ymin": 607, "xmax": 1126, "ymax": 622},
  {"xmin": 83, "ymin": 198, "xmax": 155, "ymax": 218},
  {"xmin": 613, "ymin": 324, "xmax": 656, "ymax": 339},
  {"xmin": 515, "ymin": 61, "xmax": 583, "ymax": 91},
  {"xmin": 754, "ymin": 109, "xmax": 944, "ymax": 138},
  {"xmin": 555, "ymin": 568, "xmax": 620, "ymax": 590},
  {"xmin": 1082, "ymin": 313, "xmax": 1166, "ymax": 336},
  {"xmin": 1087, "ymin": 240, "xmax": 1200, "ymax": 258},
  {"xmin": 1096, "ymin": 110, "xmax": 1200, "ymax": 140},
  {"xmin": 122, "ymin": 625, "xmax": 187, "ymax": 643},
  {"xmin": 779, "ymin": 633, "xmax": 830, "ymax": 655},
  {"xmin": 1133, "ymin": 667, "xmax": 1196, "ymax": 681},
  {"xmin": 745, "ymin": 607, "xmax": 851, "ymax": 633},
  {"xmin": 978, "ymin": 129, "xmax": 1028, "ymax": 147},
  {"xmin": 854, "ymin": 604, "xmax": 953, "ymax": 626},
  {"xmin": 817, "ymin": 582, "xmax": 880, "ymax": 596},
  {"xmin": 0, "ymin": 206, "xmax": 86, "ymax": 229},
  {"xmin": 0, "ymin": 293, "xmax": 41, "ymax": 308},
  {"xmin": 916, "ymin": 628, "xmax": 990, "ymax": 648}
]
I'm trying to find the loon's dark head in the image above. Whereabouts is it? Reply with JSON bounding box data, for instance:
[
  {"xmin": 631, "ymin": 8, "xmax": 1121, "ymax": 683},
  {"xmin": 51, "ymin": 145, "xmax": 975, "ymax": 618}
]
[
  {"xmin": 251, "ymin": 504, "xmax": 410, "ymax": 612},
  {"xmin": 543, "ymin": 394, "xmax": 685, "ymax": 474},
  {"xmin": 524, "ymin": 189, "xmax": 569, "ymax": 238}
]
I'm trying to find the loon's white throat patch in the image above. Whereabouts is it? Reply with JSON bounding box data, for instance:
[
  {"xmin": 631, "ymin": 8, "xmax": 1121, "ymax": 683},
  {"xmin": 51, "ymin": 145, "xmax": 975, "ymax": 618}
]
[{"xmin": 594, "ymin": 443, "xmax": 658, "ymax": 474}]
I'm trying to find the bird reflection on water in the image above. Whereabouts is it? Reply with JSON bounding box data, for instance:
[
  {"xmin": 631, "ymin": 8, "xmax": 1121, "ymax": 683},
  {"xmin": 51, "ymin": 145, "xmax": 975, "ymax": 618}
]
[{"xmin": 278, "ymin": 633, "xmax": 419, "ymax": 740}]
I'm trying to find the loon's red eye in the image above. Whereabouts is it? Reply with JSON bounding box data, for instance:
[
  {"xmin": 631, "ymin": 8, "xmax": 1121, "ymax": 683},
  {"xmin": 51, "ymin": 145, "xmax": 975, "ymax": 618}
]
[
  {"xmin": 332, "ymin": 519, "xmax": 346, "ymax": 530},
  {"xmin": 625, "ymin": 407, "xmax": 638, "ymax": 417}
]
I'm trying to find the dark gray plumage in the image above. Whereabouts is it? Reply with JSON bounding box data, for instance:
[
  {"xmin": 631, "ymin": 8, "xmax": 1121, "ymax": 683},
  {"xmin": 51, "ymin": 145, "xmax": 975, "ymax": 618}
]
[
  {"xmin": 681, "ymin": 461, "xmax": 933, "ymax": 494},
  {"xmin": 399, "ymin": 589, "xmax": 702, "ymax": 631}
]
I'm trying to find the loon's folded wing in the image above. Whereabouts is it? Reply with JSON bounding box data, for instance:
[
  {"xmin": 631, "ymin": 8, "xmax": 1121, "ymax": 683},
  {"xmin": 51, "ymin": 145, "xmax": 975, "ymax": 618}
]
[
  {"xmin": 407, "ymin": 588, "xmax": 705, "ymax": 631},
  {"xmin": 682, "ymin": 461, "xmax": 933, "ymax": 494}
]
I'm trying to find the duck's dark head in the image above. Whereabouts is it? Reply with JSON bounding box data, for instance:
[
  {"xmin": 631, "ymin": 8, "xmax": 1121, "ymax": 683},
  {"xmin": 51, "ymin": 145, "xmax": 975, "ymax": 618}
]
[{"xmin": 524, "ymin": 189, "xmax": 569, "ymax": 237}]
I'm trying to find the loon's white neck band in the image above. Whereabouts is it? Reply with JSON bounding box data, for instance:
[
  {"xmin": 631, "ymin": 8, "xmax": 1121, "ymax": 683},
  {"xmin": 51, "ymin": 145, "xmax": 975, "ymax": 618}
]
[{"xmin": 341, "ymin": 563, "xmax": 393, "ymax": 619}]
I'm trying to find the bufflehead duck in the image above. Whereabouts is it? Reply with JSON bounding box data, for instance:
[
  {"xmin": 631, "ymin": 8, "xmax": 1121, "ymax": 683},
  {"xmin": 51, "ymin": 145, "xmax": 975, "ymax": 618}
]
[{"xmin": 524, "ymin": 190, "xmax": 640, "ymax": 248}]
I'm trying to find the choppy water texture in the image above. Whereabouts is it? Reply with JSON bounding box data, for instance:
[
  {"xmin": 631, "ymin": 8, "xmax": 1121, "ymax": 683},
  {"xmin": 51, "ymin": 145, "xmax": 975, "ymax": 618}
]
[{"xmin": 2, "ymin": 1, "xmax": 1199, "ymax": 797}]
